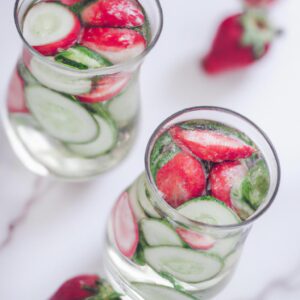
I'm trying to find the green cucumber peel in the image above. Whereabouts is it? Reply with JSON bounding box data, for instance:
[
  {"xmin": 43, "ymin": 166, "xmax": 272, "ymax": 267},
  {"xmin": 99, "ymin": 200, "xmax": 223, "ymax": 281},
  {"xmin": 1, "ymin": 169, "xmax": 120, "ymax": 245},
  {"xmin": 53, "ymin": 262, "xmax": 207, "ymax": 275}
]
[
  {"xmin": 150, "ymin": 132, "xmax": 181, "ymax": 179},
  {"xmin": 242, "ymin": 160, "xmax": 270, "ymax": 209},
  {"xmin": 55, "ymin": 45, "xmax": 112, "ymax": 70},
  {"xmin": 132, "ymin": 229, "xmax": 148, "ymax": 266},
  {"xmin": 159, "ymin": 272, "xmax": 187, "ymax": 293},
  {"xmin": 17, "ymin": 63, "xmax": 37, "ymax": 85}
]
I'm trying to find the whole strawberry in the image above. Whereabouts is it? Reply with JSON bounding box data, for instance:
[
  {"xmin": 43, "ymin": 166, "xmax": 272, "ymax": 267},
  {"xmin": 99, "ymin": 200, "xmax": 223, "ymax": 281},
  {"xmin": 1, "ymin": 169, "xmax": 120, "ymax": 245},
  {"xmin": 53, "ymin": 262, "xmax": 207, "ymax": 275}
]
[
  {"xmin": 244, "ymin": 0, "xmax": 277, "ymax": 7},
  {"xmin": 50, "ymin": 274, "xmax": 121, "ymax": 300},
  {"xmin": 202, "ymin": 11, "xmax": 275, "ymax": 74}
]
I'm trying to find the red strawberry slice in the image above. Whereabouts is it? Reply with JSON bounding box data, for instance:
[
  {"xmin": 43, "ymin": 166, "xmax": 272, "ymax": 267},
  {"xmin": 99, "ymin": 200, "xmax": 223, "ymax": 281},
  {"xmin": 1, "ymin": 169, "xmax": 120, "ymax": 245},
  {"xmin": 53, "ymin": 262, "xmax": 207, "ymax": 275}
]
[
  {"xmin": 81, "ymin": 0, "xmax": 144, "ymax": 28},
  {"xmin": 23, "ymin": 3, "xmax": 81, "ymax": 56},
  {"xmin": 50, "ymin": 274, "xmax": 100, "ymax": 300},
  {"xmin": 60, "ymin": 0, "xmax": 82, "ymax": 6},
  {"xmin": 113, "ymin": 192, "xmax": 139, "ymax": 258},
  {"xmin": 77, "ymin": 73, "xmax": 130, "ymax": 103},
  {"xmin": 209, "ymin": 161, "xmax": 248, "ymax": 207},
  {"xmin": 7, "ymin": 68, "xmax": 29, "ymax": 114},
  {"xmin": 170, "ymin": 126, "xmax": 255, "ymax": 162},
  {"xmin": 156, "ymin": 152, "xmax": 206, "ymax": 208},
  {"xmin": 81, "ymin": 27, "xmax": 146, "ymax": 64},
  {"xmin": 202, "ymin": 12, "xmax": 274, "ymax": 74},
  {"xmin": 176, "ymin": 228, "xmax": 215, "ymax": 250}
]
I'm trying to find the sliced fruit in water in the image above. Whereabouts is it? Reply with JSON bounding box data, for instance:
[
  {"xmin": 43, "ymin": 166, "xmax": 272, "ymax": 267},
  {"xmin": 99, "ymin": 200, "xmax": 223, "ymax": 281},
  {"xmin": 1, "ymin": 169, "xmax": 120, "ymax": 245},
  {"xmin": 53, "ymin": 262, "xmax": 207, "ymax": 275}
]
[
  {"xmin": 25, "ymin": 85, "xmax": 99, "ymax": 143},
  {"xmin": 81, "ymin": 0, "xmax": 145, "ymax": 28},
  {"xmin": 67, "ymin": 113, "xmax": 117, "ymax": 157},
  {"xmin": 137, "ymin": 174, "xmax": 161, "ymax": 218},
  {"xmin": 176, "ymin": 228, "xmax": 215, "ymax": 250},
  {"xmin": 23, "ymin": 2, "xmax": 81, "ymax": 56},
  {"xmin": 59, "ymin": 0, "xmax": 83, "ymax": 6},
  {"xmin": 141, "ymin": 219, "xmax": 183, "ymax": 247},
  {"xmin": 81, "ymin": 27, "xmax": 146, "ymax": 64},
  {"xmin": 156, "ymin": 152, "xmax": 206, "ymax": 208},
  {"xmin": 144, "ymin": 246, "xmax": 223, "ymax": 283},
  {"xmin": 132, "ymin": 282, "xmax": 197, "ymax": 300},
  {"xmin": 55, "ymin": 45, "xmax": 112, "ymax": 70},
  {"xmin": 231, "ymin": 184, "xmax": 255, "ymax": 220},
  {"xmin": 242, "ymin": 160, "xmax": 270, "ymax": 209},
  {"xmin": 30, "ymin": 57, "xmax": 92, "ymax": 95},
  {"xmin": 7, "ymin": 68, "xmax": 29, "ymax": 113},
  {"xmin": 177, "ymin": 196, "xmax": 240, "ymax": 226},
  {"xmin": 209, "ymin": 161, "xmax": 248, "ymax": 207},
  {"xmin": 107, "ymin": 81, "xmax": 140, "ymax": 128},
  {"xmin": 113, "ymin": 192, "xmax": 139, "ymax": 258},
  {"xmin": 170, "ymin": 126, "xmax": 256, "ymax": 162},
  {"xmin": 77, "ymin": 73, "xmax": 130, "ymax": 103},
  {"xmin": 18, "ymin": 63, "xmax": 37, "ymax": 85}
]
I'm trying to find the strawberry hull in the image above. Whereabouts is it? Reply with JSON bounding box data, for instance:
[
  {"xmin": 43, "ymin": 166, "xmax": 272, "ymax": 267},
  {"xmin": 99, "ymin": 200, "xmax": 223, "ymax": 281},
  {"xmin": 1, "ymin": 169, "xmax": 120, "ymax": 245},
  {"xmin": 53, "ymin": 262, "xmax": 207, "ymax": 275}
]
[
  {"xmin": 202, "ymin": 13, "xmax": 272, "ymax": 74},
  {"xmin": 50, "ymin": 274, "xmax": 100, "ymax": 300}
]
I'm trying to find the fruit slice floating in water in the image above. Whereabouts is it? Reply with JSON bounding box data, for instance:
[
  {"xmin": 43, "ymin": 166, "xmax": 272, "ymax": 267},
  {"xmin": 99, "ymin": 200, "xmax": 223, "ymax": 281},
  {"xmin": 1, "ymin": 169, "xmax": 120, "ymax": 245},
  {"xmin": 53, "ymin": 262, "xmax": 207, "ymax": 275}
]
[
  {"xmin": 77, "ymin": 73, "xmax": 130, "ymax": 103},
  {"xmin": 170, "ymin": 126, "xmax": 256, "ymax": 162},
  {"xmin": 81, "ymin": 0, "xmax": 145, "ymax": 28},
  {"xmin": 23, "ymin": 2, "xmax": 81, "ymax": 56},
  {"xmin": 81, "ymin": 27, "xmax": 146, "ymax": 64},
  {"xmin": 209, "ymin": 161, "xmax": 248, "ymax": 207},
  {"xmin": 156, "ymin": 152, "xmax": 206, "ymax": 208},
  {"xmin": 176, "ymin": 228, "xmax": 215, "ymax": 250},
  {"xmin": 113, "ymin": 192, "xmax": 139, "ymax": 258},
  {"xmin": 7, "ymin": 68, "xmax": 29, "ymax": 114}
]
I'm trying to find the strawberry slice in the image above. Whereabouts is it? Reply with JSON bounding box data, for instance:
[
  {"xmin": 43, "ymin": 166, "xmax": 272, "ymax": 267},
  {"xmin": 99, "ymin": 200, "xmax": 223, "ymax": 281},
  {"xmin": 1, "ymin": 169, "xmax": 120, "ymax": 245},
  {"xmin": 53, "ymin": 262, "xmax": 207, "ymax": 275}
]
[
  {"xmin": 176, "ymin": 228, "xmax": 215, "ymax": 250},
  {"xmin": 77, "ymin": 73, "xmax": 130, "ymax": 103},
  {"xmin": 209, "ymin": 161, "xmax": 248, "ymax": 207},
  {"xmin": 50, "ymin": 274, "xmax": 100, "ymax": 300},
  {"xmin": 81, "ymin": 0, "xmax": 144, "ymax": 27},
  {"xmin": 60, "ymin": 0, "xmax": 82, "ymax": 6},
  {"xmin": 81, "ymin": 27, "xmax": 146, "ymax": 64},
  {"xmin": 7, "ymin": 68, "xmax": 29, "ymax": 114},
  {"xmin": 23, "ymin": 3, "xmax": 81, "ymax": 56},
  {"xmin": 170, "ymin": 126, "xmax": 256, "ymax": 162},
  {"xmin": 156, "ymin": 152, "xmax": 206, "ymax": 208},
  {"xmin": 113, "ymin": 192, "xmax": 139, "ymax": 258},
  {"xmin": 244, "ymin": 0, "xmax": 276, "ymax": 6}
]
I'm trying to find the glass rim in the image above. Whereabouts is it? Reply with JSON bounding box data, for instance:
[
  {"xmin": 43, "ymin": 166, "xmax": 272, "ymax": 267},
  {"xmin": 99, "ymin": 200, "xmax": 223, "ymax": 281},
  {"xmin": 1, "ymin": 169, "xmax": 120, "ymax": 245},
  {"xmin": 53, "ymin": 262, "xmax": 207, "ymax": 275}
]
[
  {"xmin": 144, "ymin": 106, "xmax": 281, "ymax": 230},
  {"xmin": 14, "ymin": 0, "xmax": 163, "ymax": 76}
]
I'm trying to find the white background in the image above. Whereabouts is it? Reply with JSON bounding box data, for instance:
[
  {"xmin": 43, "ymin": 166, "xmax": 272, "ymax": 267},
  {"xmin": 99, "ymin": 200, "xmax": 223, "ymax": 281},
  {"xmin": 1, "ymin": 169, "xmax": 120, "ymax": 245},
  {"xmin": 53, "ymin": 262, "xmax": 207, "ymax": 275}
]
[{"xmin": 0, "ymin": 0, "xmax": 300, "ymax": 299}]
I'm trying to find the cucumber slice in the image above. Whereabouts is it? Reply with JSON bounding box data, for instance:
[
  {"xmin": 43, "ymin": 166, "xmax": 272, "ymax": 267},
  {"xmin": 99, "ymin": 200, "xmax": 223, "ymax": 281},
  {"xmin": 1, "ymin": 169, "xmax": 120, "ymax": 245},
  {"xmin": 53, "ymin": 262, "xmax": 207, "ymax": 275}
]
[
  {"xmin": 25, "ymin": 85, "xmax": 99, "ymax": 143},
  {"xmin": 231, "ymin": 184, "xmax": 255, "ymax": 220},
  {"xmin": 242, "ymin": 160, "xmax": 270, "ymax": 209},
  {"xmin": 132, "ymin": 283, "xmax": 197, "ymax": 300},
  {"xmin": 144, "ymin": 246, "xmax": 223, "ymax": 283},
  {"xmin": 177, "ymin": 197, "xmax": 240, "ymax": 226},
  {"xmin": 30, "ymin": 57, "xmax": 92, "ymax": 95},
  {"xmin": 137, "ymin": 174, "xmax": 161, "ymax": 218},
  {"xmin": 18, "ymin": 63, "xmax": 37, "ymax": 85},
  {"xmin": 67, "ymin": 113, "xmax": 117, "ymax": 157},
  {"xmin": 128, "ymin": 180, "xmax": 147, "ymax": 221},
  {"xmin": 55, "ymin": 45, "xmax": 112, "ymax": 70},
  {"xmin": 141, "ymin": 219, "xmax": 183, "ymax": 247},
  {"xmin": 107, "ymin": 81, "xmax": 139, "ymax": 128},
  {"xmin": 208, "ymin": 235, "xmax": 239, "ymax": 258},
  {"xmin": 10, "ymin": 113, "xmax": 41, "ymax": 130}
]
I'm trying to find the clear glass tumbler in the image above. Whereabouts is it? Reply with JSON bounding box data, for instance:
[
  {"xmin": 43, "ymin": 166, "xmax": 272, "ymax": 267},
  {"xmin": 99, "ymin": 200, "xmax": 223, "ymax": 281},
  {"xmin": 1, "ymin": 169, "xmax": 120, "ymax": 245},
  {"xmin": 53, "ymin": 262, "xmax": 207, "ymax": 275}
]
[
  {"xmin": 104, "ymin": 107, "xmax": 280, "ymax": 299},
  {"xmin": 2, "ymin": 0, "xmax": 163, "ymax": 180}
]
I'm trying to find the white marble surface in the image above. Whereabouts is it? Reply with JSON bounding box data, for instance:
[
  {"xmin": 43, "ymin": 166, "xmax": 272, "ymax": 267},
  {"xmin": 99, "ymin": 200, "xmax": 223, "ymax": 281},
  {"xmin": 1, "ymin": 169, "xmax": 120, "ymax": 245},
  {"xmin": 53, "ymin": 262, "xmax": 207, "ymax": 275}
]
[{"xmin": 0, "ymin": 0, "xmax": 300, "ymax": 299}]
